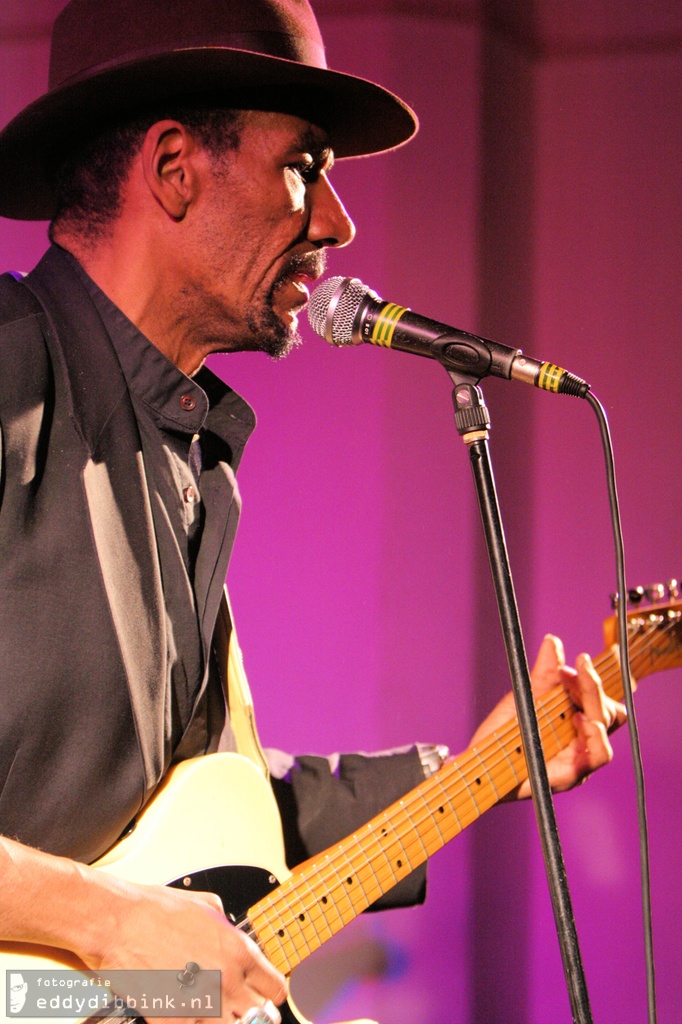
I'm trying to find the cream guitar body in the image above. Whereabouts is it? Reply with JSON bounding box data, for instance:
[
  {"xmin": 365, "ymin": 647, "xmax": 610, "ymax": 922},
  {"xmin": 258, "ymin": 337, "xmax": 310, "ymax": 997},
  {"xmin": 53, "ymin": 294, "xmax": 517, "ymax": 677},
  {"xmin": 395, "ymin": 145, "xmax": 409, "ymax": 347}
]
[
  {"xmin": 0, "ymin": 755, "xmax": 308, "ymax": 1023},
  {"xmin": 1, "ymin": 595, "xmax": 680, "ymax": 1024}
]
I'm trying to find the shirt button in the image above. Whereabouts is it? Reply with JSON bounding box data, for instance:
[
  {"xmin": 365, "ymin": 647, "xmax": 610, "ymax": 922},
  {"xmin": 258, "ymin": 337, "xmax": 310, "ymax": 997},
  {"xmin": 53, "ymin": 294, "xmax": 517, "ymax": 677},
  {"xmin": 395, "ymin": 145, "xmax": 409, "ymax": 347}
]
[
  {"xmin": 183, "ymin": 486, "xmax": 196, "ymax": 503},
  {"xmin": 180, "ymin": 394, "xmax": 196, "ymax": 411}
]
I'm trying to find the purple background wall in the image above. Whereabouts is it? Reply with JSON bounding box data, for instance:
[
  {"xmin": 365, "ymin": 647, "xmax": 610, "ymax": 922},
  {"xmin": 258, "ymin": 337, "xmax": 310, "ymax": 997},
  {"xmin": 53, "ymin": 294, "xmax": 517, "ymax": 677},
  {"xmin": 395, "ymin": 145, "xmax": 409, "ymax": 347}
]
[{"xmin": 1, "ymin": 2, "xmax": 680, "ymax": 1021}]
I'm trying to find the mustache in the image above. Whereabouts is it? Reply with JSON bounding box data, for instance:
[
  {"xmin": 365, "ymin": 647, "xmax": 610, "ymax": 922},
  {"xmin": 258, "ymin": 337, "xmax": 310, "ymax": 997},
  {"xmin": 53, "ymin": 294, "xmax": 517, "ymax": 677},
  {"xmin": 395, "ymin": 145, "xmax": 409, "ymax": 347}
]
[{"xmin": 272, "ymin": 250, "xmax": 327, "ymax": 290}]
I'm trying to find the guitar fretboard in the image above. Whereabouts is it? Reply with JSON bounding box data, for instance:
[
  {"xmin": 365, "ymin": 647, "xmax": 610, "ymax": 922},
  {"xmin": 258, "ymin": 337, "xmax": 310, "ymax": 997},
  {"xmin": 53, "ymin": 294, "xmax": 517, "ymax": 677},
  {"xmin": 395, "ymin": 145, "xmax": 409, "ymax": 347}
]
[{"xmin": 248, "ymin": 605, "xmax": 681, "ymax": 974}]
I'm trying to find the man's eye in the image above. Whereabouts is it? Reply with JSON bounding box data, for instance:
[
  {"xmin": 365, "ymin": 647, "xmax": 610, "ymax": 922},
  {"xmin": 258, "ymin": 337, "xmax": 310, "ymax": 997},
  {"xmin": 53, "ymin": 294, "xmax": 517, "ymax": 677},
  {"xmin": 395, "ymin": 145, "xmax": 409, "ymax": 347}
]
[{"xmin": 289, "ymin": 161, "xmax": 321, "ymax": 184}]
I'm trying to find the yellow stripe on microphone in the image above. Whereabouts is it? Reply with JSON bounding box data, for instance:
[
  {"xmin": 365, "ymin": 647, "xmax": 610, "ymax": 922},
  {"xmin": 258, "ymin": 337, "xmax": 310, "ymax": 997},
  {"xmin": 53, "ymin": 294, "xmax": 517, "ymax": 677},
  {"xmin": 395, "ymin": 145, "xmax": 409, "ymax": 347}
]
[
  {"xmin": 370, "ymin": 303, "xmax": 408, "ymax": 347},
  {"xmin": 537, "ymin": 362, "xmax": 565, "ymax": 393}
]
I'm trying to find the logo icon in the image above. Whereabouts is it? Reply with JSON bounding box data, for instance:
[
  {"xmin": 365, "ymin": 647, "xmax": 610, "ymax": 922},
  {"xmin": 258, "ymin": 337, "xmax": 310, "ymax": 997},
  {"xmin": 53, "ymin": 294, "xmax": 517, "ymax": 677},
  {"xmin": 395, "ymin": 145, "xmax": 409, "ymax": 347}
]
[
  {"xmin": 9, "ymin": 973, "xmax": 28, "ymax": 1014},
  {"xmin": 177, "ymin": 962, "xmax": 201, "ymax": 988}
]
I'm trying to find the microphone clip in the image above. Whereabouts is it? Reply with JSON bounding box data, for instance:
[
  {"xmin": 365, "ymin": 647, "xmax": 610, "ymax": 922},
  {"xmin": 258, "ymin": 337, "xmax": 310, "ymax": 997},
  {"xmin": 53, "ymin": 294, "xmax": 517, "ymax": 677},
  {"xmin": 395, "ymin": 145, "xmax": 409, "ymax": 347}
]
[{"xmin": 450, "ymin": 376, "xmax": 492, "ymax": 440}]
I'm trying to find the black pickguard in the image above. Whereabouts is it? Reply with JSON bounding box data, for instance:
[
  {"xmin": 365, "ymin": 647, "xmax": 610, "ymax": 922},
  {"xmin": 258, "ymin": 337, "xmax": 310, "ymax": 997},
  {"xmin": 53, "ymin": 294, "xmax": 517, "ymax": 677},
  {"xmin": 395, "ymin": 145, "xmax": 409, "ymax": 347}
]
[{"xmin": 168, "ymin": 865, "xmax": 303, "ymax": 1024}]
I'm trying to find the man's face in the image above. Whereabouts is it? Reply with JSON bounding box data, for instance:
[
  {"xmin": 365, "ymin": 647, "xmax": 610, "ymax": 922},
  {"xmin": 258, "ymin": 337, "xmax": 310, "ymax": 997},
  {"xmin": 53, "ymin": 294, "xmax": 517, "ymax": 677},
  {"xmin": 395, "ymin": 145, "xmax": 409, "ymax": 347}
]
[{"xmin": 177, "ymin": 110, "xmax": 355, "ymax": 361}]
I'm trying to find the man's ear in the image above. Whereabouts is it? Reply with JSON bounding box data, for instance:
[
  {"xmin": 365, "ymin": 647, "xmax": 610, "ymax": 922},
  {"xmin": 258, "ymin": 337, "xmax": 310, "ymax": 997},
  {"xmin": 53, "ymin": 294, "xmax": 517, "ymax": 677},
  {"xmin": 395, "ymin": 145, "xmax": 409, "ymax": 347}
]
[{"xmin": 141, "ymin": 120, "xmax": 200, "ymax": 220}]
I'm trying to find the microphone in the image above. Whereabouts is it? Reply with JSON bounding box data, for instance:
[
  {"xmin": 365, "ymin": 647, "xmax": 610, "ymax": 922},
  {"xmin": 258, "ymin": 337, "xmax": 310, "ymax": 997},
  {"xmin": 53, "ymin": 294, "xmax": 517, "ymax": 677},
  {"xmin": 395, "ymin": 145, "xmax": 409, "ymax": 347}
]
[{"xmin": 307, "ymin": 276, "xmax": 589, "ymax": 398}]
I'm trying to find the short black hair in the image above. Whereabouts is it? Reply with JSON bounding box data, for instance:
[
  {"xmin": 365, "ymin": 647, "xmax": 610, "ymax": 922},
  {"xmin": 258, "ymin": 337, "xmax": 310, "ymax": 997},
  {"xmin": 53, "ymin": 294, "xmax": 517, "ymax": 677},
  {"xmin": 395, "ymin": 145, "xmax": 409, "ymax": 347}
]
[{"xmin": 49, "ymin": 106, "xmax": 243, "ymax": 242}]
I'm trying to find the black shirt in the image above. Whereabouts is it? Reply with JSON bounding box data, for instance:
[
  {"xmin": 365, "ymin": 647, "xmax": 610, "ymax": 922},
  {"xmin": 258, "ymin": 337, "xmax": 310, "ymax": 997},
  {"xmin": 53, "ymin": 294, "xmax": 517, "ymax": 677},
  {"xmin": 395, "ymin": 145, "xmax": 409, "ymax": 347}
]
[{"xmin": 66, "ymin": 250, "xmax": 256, "ymax": 759}]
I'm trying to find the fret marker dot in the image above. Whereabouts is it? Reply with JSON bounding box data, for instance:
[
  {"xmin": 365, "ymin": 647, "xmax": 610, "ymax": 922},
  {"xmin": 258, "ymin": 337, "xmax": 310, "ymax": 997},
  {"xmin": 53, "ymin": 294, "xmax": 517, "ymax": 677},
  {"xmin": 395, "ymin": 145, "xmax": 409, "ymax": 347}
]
[
  {"xmin": 475, "ymin": 778, "xmax": 481, "ymax": 785},
  {"xmin": 346, "ymin": 877, "xmax": 353, "ymax": 885},
  {"xmin": 438, "ymin": 806, "xmax": 444, "ymax": 814},
  {"xmin": 397, "ymin": 859, "xmax": 402, "ymax": 868},
  {"xmin": 299, "ymin": 913, "xmax": 305, "ymax": 921},
  {"xmin": 560, "ymin": 711, "xmax": 566, "ymax": 719},
  {"xmin": 516, "ymin": 747, "xmax": 521, "ymax": 754},
  {"xmin": 278, "ymin": 929, "xmax": 285, "ymax": 938},
  {"xmin": 321, "ymin": 896, "xmax": 328, "ymax": 904}
]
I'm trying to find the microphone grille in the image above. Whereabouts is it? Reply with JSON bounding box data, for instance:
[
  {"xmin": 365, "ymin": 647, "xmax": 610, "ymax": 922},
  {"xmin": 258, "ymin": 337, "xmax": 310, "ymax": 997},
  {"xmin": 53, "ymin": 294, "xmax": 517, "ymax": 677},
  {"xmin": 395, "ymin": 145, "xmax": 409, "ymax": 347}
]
[{"xmin": 308, "ymin": 276, "xmax": 375, "ymax": 346}]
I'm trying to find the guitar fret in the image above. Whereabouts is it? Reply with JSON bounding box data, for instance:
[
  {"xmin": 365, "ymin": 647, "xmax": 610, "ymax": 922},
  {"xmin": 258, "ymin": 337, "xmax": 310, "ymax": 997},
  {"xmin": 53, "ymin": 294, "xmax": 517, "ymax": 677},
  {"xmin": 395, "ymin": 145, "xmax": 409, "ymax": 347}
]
[
  {"xmin": 412, "ymin": 778, "xmax": 456, "ymax": 850},
  {"xmin": 263, "ymin": 904, "xmax": 308, "ymax": 965},
  {"xmin": 310, "ymin": 857, "xmax": 346, "ymax": 934},
  {"xmin": 598, "ymin": 650, "xmax": 621, "ymax": 699},
  {"xmin": 536, "ymin": 692, "xmax": 573, "ymax": 757},
  {"xmin": 365, "ymin": 816, "xmax": 407, "ymax": 885},
  {"xmin": 470, "ymin": 747, "xmax": 501, "ymax": 801},
  {"xmin": 476, "ymin": 738, "xmax": 520, "ymax": 796},
  {"xmin": 537, "ymin": 701, "xmax": 561, "ymax": 750},
  {"xmin": 357, "ymin": 807, "xmax": 417, "ymax": 895},
  {"xmin": 338, "ymin": 844, "xmax": 379, "ymax": 911},
  {"xmin": 298, "ymin": 872, "xmax": 335, "ymax": 946},
  {"xmin": 383, "ymin": 802, "xmax": 418, "ymax": 874},
  {"xmin": 397, "ymin": 798, "xmax": 430, "ymax": 862},
  {"xmin": 542, "ymin": 707, "xmax": 575, "ymax": 761},
  {"xmin": 244, "ymin": 601, "xmax": 682, "ymax": 978},
  {"xmin": 263, "ymin": 685, "xmax": 588, "ymax": 973},
  {"xmin": 16, "ymin": 602, "xmax": 674, "ymax": 1008},
  {"xmin": 256, "ymin": 812, "xmax": 421, "ymax": 972},
  {"xmin": 265, "ymin": 856, "xmax": 349, "ymax": 971},
  {"xmin": 414, "ymin": 789, "xmax": 446, "ymax": 853},
  {"xmin": 253, "ymin": 906, "xmax": 301, "ymax": 973},
  {"xmin": 263, "ymin": 902, "xmax": 318, "ymax": 969},
  {"xmin": 367, "ymin": 818, "xmax": 400, "ymax": 889},
  {"xmin": 324, "ymin": 848, "xmax": 370, "ymax": 922},
  {"xmin": 449, "ymin": 760, "xmax": 488, "ymax": 822},
  {"xmin": 270, "ymin": 858, "xmax": 355, "ymax": 969},
  {"xmin": 351, "ymin": 826, "xmax": 384, "ymax": 904},
  {"xmin": 455, "ymin": 750, "xmax": 511, "ymax": 820},
  {"xmin": 429, "ymin": 771, "xmax": 464, "ymax": 838},
  {"xmin": 285, "ymin": 893, "xmax": 322, "ymax": 955},
  {"xmin": 496, "ymin": 732, "xmax": 523, "ymax": 787}
]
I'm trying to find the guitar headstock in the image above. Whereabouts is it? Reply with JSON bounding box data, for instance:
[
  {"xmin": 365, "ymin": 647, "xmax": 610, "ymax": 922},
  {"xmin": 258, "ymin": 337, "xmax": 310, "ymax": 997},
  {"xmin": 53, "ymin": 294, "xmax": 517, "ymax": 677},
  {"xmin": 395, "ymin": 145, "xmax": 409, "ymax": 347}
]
[{"xmin": 603, "ymin": 579, "xmax": 682, "ymax": 680}]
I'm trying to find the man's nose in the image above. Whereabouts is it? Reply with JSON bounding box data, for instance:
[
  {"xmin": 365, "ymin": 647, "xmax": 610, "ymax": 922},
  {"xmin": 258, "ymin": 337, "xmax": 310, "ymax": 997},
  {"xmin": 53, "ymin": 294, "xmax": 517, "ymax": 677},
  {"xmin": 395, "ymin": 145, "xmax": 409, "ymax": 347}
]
[{"xmin": 307, "ymin": 175, "xmax": 356, "ymax": 248}]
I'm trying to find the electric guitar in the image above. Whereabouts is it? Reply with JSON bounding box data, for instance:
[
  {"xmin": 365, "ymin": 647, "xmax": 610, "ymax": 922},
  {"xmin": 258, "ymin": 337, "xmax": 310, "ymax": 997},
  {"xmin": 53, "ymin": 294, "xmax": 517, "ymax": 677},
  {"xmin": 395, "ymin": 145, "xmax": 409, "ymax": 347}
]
[{"xmin": 2, "ymin": 593, "xmax": 680, "ymax": 1023}]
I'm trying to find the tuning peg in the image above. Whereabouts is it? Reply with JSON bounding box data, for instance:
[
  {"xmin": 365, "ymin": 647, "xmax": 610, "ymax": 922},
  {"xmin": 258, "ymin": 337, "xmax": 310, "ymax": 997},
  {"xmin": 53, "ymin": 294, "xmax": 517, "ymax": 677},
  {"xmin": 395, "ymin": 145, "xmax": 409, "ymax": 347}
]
[
  {"xmin": 611, "ymin": 579, "xmax": 680, "ymax": 610},
  {"xmin": 610, "ymin": 588, "xmax": 644, "ymax": 609}
]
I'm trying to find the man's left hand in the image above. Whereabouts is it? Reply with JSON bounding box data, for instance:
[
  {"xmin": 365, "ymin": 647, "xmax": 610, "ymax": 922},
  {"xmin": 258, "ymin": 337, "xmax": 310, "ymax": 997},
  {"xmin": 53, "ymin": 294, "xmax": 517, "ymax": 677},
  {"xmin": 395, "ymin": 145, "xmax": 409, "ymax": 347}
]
[{"xmin": 469, "ymin": 634, "xmax": 627, "ymax": 799}]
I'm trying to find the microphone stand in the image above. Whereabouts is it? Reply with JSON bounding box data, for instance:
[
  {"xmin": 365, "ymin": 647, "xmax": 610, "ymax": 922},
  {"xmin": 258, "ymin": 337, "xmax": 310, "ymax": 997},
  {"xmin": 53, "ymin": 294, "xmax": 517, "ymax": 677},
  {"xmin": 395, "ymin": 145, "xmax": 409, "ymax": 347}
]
[{"xmin": 450, "ymin": 371, "xmax": 593, "ymax": 1024}]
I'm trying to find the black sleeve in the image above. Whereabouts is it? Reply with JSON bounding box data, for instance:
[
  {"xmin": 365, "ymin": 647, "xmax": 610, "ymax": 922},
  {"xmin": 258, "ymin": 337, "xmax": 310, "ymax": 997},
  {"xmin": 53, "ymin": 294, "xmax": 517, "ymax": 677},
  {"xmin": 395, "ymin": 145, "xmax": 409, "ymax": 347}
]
[{"xmin": 270, "ymin": 747, "xmax": 427, "ymax": 911}]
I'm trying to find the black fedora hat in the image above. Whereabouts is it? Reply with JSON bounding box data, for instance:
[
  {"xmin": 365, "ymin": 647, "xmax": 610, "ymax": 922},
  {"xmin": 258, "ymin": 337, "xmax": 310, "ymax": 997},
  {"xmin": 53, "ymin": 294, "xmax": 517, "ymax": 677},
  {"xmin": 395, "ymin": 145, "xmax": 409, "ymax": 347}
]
[{"xmin": 0, "ymin": 0, "xmax": 418, "ymax": 221}]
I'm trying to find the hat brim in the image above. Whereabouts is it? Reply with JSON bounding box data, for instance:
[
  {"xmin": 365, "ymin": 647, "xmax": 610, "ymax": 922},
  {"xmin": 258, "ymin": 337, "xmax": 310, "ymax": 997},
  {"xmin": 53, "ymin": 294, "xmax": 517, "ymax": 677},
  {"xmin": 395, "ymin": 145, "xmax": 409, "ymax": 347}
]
[{"xmin": 0, "ymin": 47, "xmax": 418, "ymax": 220}]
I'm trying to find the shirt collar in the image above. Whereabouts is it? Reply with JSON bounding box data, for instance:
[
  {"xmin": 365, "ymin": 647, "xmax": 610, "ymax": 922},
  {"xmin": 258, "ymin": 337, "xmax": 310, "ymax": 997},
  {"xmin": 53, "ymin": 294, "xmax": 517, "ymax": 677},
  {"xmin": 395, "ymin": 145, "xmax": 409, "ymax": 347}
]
[
  {"xmin": 57, "ymin": 246, "xmax": 256, "ymax": 461},
  {"xmin": 63, "ymin": 249, "xmax": 207, "ymax": 434}
]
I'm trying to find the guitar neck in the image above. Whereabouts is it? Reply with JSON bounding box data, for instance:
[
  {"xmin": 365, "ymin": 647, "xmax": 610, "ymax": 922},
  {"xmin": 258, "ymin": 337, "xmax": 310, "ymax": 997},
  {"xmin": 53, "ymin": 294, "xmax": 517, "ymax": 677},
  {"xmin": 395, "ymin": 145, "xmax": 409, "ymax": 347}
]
[{"xmin": 247, "ymin": 602, "xmax": 681, "ymax": 975}]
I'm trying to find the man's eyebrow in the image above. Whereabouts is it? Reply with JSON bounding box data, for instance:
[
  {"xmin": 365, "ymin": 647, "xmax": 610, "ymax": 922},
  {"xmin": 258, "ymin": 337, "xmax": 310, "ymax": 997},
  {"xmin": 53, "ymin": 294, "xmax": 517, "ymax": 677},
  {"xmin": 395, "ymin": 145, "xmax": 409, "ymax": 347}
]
[{"xmin": 296, "ymin": 127, "xmax": 334, "ymax": 167}]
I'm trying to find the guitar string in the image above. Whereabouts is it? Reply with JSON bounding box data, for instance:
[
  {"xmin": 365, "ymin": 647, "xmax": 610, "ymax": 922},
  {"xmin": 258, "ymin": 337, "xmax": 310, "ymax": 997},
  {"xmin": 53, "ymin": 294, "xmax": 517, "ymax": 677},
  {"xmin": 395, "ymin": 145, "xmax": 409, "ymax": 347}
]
[
  {"xmin": 251, "ymin": 614, "xmax": 679, "ymax": 968},
  {"xmin": 253, "ymin": 708, "xmax": 573, "ymax": 966},
  {"xmin": 252, "ymin": 651, "xmax": 647, "ymax": 970},
  {"xmin": 249, "ymin": 612, "xmax": 681, "ymax": 969}
]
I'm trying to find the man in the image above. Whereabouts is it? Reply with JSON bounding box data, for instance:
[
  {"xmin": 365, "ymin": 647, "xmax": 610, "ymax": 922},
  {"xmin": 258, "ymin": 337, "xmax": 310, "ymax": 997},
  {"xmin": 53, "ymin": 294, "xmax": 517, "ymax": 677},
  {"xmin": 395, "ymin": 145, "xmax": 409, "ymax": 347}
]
[{"xmin": 0, "ymin": 1, "xmax": 624, "ymax": 1022}]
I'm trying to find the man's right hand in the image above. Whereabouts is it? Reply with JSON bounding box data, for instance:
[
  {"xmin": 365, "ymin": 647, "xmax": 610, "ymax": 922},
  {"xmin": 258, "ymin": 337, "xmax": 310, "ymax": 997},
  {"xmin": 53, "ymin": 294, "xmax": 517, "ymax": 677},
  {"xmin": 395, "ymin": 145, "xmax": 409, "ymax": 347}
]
[
  {"xmin": 84, "ymin": 880, "xmax": 288, "ymax": 1021},
  {"xmin": 0, "ymin": 836, "xmax": 288, "ymax": 1023}
]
